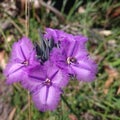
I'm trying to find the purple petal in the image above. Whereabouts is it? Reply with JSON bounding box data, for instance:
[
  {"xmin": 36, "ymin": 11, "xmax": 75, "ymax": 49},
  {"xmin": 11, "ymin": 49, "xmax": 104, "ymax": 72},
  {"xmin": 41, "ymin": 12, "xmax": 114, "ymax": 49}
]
[
  {"xmin": 61, "ymin": 37, "xmax": 88, "ymax": 58},
  {"xmin": 69, "ymin": 56, "xmax": 97, "ymax": 82},
  {"xmin": 71, "ymin": 41, "xmax": 88, "ymax": 58},
  {"xmin": 4, "ymin": 62, "xmax": 25, "ymax": 84},
  {"xmin": 61, "ymin": 35, "xmax": 75, "ymax": 57},
  {"xmin": 50, "ymin": 48, "xmax": 67, "ymax": 69},
  {"xmin": 74, "ymin": 35, "xmax": 88, "ymax": 43},
  {"xmin": 21, "ymin": 65, "xmax": 46, "ymax": 91},
  {"xmin": 32, "ymin": 85, "xmax": 62, "ymax": 111},
  {"xmin": 18, "ymin": 37, "xmax": 34, "ymax": 59},
  {"xmin": 44, "ymin": 28, "xmax": 67, "ymax": 42},
  {"xmin": 28, "ymin": 50, "xmax": 40, "ymax": 67},
  {"xmin": 10, "ymin": 42, "xmax": 25, "ymax": 62},
  {"xmin": 51, "ymin": 69, "xmax": 69, "ymax": 88},
  {"xmin": 11, "ymin": 37, "xmax": 34, "ymax": 61},
  {"xmin": 77, "ymin": 56, "xmax": 97, "ymax": 72},
  {"xmin": 44, "ymin": 28, "xmax": 58, "ymax": 41},
  {"xmin": 71, "ymin": 65, "xmax": 96, "ymax": 82},
  {"xmin": 55, "ymin": 29, "xmax": 68, "ymax": 42},
  {"xmin": 44, "ymin": 61, "xmax": 69, "ymax": 87}
]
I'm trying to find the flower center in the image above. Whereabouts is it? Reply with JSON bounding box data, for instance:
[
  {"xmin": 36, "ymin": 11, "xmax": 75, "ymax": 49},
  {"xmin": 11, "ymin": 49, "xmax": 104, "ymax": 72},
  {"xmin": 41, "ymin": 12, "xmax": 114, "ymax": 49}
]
[
  {"xmin": 22, "ymin": 60, "xmax": 29, "ymax": 66},
  {"xmin": 45, "ymin": 78, "xmax": 51, "ymax": 86},
  {"xmin": 67, "ymin": 57, "xmax": 77, "ymax": 64}
]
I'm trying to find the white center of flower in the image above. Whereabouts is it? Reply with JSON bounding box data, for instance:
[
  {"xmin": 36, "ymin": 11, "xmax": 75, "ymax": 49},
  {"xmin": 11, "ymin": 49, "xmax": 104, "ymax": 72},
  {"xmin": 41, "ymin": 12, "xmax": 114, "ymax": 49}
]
[
  {"xmin": 23, "ymin": 60, "xmax": 29, "ymax": 66},
  {"xmin": 45, "ymin": 78, "xmax": 51, "ymax": 85},
  {"xmin": 67, "ymin": 57, "xmax": 76, "ymax": 64}
]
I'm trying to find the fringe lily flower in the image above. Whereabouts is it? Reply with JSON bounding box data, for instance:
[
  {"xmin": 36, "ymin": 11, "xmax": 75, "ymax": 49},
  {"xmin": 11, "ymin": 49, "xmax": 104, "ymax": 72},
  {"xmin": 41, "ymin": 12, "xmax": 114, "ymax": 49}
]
[
  {"xmin": 45, "ymin": 28, "xmax": 97, "ymax": 82},
  {"xmin": 4, "ymin": 28, "xmax": 98, "ymax": 112},
  {"xmin": 4, "ymin": 37, "xmax": 39, "ymax": 84},
  {"xmin": 22, "ymin": 62, "xmax": 68, "ymax": 111}
]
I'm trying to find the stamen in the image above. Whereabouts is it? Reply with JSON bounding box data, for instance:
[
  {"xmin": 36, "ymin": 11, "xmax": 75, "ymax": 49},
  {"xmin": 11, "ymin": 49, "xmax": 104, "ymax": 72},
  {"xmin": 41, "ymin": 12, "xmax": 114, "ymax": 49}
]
[
  {"xmin": 22, "ymin": 60, "xmax": 29, "ymax": 66},
  {"xmin": 67, "ymin": 57, "xmax": 76, "ymax": 64},
  {"xmin": 45, "ymin": 78, "xmax": 51, "ymax": 86}
]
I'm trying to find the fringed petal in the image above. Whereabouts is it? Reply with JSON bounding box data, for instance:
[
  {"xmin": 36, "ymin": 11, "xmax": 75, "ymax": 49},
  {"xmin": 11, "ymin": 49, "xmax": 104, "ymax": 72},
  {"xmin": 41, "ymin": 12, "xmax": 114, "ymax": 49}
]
[
  {"xmin": 21, "ymin": 65, "xmax": 45, "ymax": 91},
  {"xmin": 4, "ymin": 62, "xmax": 25, "ymax": 84},
  {"xmin": 32, "ymin": 85, "xmax": 62, "ymax": 111}
]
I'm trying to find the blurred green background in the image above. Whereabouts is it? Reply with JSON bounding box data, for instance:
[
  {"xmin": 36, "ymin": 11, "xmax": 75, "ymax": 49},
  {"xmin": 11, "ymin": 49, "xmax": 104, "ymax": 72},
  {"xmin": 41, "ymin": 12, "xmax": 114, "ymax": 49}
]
[{"xmin": 0, "ymin": 0, "xmax": 120, "ymax": 120}]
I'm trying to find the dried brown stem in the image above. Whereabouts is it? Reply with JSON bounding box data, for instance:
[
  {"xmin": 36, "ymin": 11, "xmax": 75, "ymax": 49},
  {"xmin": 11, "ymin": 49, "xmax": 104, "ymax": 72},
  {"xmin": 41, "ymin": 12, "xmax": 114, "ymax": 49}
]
[{"xmin": 38, "ymin": 0, "xmax": 65, "ymax": 22}]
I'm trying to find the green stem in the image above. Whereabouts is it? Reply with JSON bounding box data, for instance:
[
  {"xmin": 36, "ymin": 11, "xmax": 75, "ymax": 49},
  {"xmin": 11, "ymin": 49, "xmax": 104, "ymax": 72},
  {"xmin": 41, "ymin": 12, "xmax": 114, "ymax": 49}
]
[{"xmin": 61, "ymin": 95, "xmax": 80, "ymax": 119}]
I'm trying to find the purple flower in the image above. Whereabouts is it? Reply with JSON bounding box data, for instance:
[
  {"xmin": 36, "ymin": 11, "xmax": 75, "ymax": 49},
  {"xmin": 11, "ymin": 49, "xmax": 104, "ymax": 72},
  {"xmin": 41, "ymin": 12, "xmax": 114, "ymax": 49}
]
[
  {"xmin": 49, "ymin": 49, "xmax": 64, "ymax": 68},
  {"xmin": 44, "ymin": 28, "xmax": 67, "ymax": 43},
  {"xmin": 22, "ymin": 62, "xmax": 68, "ymax": 111},
  {"xmin": 32, "ymin": 84, "xmax": 62, "ymax": 112},
  {"xmin": 46, "ymin": 29, "xmax": 97, "ymax": 82},
  {"xmin": 4, "ymin": 37, "xmax": 39, "ymax": 84},
  {"xmin": 4, "ymin": 28, "xmax": 98, "ymax": 112}
]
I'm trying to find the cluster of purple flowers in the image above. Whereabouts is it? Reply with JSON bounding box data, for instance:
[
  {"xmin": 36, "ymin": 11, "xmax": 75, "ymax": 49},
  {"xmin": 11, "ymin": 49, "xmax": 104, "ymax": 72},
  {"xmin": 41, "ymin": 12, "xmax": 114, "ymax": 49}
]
[{"xmin": 4, "ymin": 28, "xmax": 97, "ymax": 112}]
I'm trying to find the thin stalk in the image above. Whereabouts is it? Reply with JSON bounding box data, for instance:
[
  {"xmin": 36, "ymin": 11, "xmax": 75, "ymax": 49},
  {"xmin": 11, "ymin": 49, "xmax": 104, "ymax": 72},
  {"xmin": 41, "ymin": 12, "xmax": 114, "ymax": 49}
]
[
  {"xmin": 25, "ymin": 0, "xmax": 31, "ymax": 120},
  {"xmin": 61, "ymin": 95, "xmax": 80, "ymax": 119},
  {"xmin": 67, "ymin": 0, "xmax": 82, "ymax": 21},
  {"xmin": 25, "ymin": 0, "xmax": 29, "ymax": 37},
  {"xmin": 8, "ymin": 18, "xmax": 24, "ymax": 36},
  {"xmin": 0, "ymin": 27, "xmax": 11, "ymax": 51},
  {"xmin": 28, "ymin": 91, "xmax": 31, "ymax": 120},
  {"xmin": 61, "ymin": 0, "xmax": 68, "ymax": 13}
]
